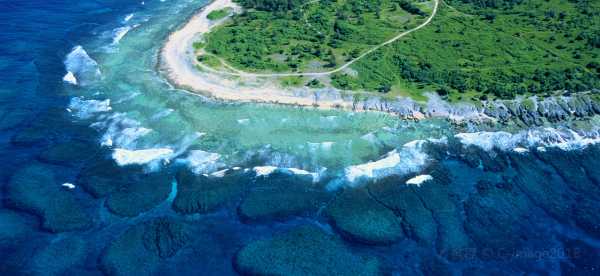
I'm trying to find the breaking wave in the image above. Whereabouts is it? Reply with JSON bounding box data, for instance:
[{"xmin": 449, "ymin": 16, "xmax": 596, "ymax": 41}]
[
  {"xmin": 455, "ymin": 127, "xmax": 600, "ymax": 152},
  {"xmin": 63, "ymin": 45, "xmax": 101, "ymax": 86},
  {"xmin": 111, "ymin": 26, "xmax": 131, "ymax": 45},
  {"xmin": 340, "ymin": 139, "xmax": 440, "ymax": 188},
  {"xmin": 68, "ymin": 97, "xmax": 112, "ymax": 119}
]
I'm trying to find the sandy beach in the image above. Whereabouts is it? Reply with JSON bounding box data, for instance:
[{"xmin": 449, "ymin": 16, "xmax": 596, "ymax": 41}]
[{"xmin": 160, "ymin": 0, "xmax": 359, "ymax": 109}]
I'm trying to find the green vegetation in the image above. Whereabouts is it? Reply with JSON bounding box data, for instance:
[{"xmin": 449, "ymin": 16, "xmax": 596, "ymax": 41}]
[
  {"xmin": 344, "ymin": 0, "xmax": 600, "ymax": 99},
  {"xmin": 196, "ymin": 54, "xmax": 222, "ymax": 68},
  {"xmin": 236, "ymin": 0, "xmax": 308, "ymax": 11},
  {"xmin": 202, "ymin": 0, "xmax": 430, "ymax": 72},
  {"xmin": 200, "ymin": 0, "xmax": 600, "ymax": 100},
  {"xmin": 206, "ymin": 7, "xmax": 233, "ymax": 20}
]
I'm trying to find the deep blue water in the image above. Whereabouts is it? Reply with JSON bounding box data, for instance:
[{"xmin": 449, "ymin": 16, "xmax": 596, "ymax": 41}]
[{"xmin": 1, "ymin": 0, "xmax": 600, "ymax": 275}]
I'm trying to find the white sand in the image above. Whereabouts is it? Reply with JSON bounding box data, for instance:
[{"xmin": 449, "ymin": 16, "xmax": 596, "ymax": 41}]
[
  {"xmin": 160, "ymin": 0, "xmax": 438, "ymax": 112},
  {"xmin": 160, "ymin": 0, "xmax": 349, "ymax": 108}
]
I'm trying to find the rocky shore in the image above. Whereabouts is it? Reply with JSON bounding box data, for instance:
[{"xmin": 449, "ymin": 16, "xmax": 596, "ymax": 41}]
[{"xmin": 338, "ymin": 90, "xmax": 600, "ymax": 126}]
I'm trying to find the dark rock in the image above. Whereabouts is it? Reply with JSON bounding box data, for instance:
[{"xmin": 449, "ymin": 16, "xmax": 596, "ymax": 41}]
[
  {"xmin": 508, "ymin": 153, "xmax": 575, "ymax": 223},
  {"xmin": 77, "ymin": 158, "xmax": 142, "ymax": 198},
  {"xmin": 456, "ymin": 145, "xmax": 509, "ymax": 172},
  {"xmin": 537, "ymin": 98, "xmax": 569, "ymax": 122},
  {"xmin": 106, "ymin": 171, "xmax": 173, "ymax": 217},
  {"xmin": 483, "ymin": 102, "xmax": 511, "ymax": 122},
  {"xmin": 573, "ymin": 196, "xmax": 600, "ymax": 238},
  {"xmin": 38, "ymin": 140, "xmax": 99, "ymax": 166},
  {"xmin": 369, "ymin": 179, "xmax": 437, "ymax": 246},
  {"xmin": 578, "ymin": 145, "xmax": 600, "ymax": 186},
  {"xmin": 238, "ymin": 172, "xmax": 330, "ymax": 222},
  {"xmin": 233, "ymin": 225, "xmax": 380, "ymax": 276},
  {"xmin": 463, "ymin": 180, "xmax": 537, "ymax": 260},
  {"xmin": 326, "ymin": 188, "xmax": 404, "ymax": 245},
  {"xmin": 567, "ymin": 96, "xmax": 593, "ymax": 117},
  {"xmin": 142, "ymin": 218, "xmax": 190, "ymax": 258},
  {"xmin": 410, "ymin": 169, "xmax": 472, "ymax": 261},
  {"xmin": 100, "ymin": 217, "xmax": 189, "ymax": 275},
  {"xmin": 172, "ymin": 169, "xmax": 249, "ymax": 214},
  {"xmin": 533, "ymin": 147, "xmax": 600, "ymax": 237},
  {"xmin": 535, "ymin": 148, "xmax": 600, "ymax": 196},
  {"xmin": 6, "ymin": 163, "xmax": 92, "ymax": 232}
]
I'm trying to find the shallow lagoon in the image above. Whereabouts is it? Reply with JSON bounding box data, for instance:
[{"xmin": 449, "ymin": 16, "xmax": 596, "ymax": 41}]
[{"xmin": 1, "ymin": 0, "xmax": 600, "ymax": 274}]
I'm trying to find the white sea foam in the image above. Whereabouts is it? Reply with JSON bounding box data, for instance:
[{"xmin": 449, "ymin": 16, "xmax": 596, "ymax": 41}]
[
  {"xmin": 68, "ymin": 97, "xmax": 112, "ymax": 119},
  {"xmin": 343, "ymin": 139, "xmax": 430, "ymax": 186},
  {"xmin": 253, "ymin": 166, "xmax": 278, "ymax": 177},
  {"xmin": 308, "ymin": 141, "xmax": 334, "ymax": 152},
  {"xmin": 114, "ymin": 92, "xmax": 140, "ymax": 104},
  {"xmin": 178, "ymin": 150, "xmax": 223, "ymax": 174},
  {"xmin": 513, "ymin": 147, "xmax": 529, "ymax": 154},
  {"xmin": 237, "ymin": 118, "xmax": 250, "ymax": 125},
  {"xmin": 64, "ymin": 46, "xmax": 100, "ymax": 85},
  {"xmin": 112, "ymin": 26, "xmax": 131, "ymax": 44},
  {"xmin": 63, "ymin": 71, "xmax": 78, "ymax": 85},
  {"xmin": 112, "ymin": 148, "xmax": 173, "ymax": 166},
  {"xmin": 406, "ymin": 174, "xmax": 432, "ymax": 187},
  {"xmin": 151, "ymin": 108, "xmax": 174, "ymax": 120},
  {"xmin": 210, "ymin": 169, "xmax": 229, "ymax": 177},
  {"xmin": 253, "ymin": 166, "xmax": 320, "ymax": 182},
  {"xmin": 62, "ymin": 183, "xmax": 76, "ymax": 189},
  {"xmin": 361, "ymin": 132, "xmax": 378, "ymax": 144},
  {"xmin": 124, "ymin": 13, "xmax": 134, "ymax": 22},
  {"xmin": 455, "ymin": 131, "xmax": 516, "ymax": 152},
  {"xmin": 455, "ymin": 128, "xmax": 600, "ymax": 152},
  {"xmin": 94, "ymin": 113, "xmax": 149, "ymax": 148}
]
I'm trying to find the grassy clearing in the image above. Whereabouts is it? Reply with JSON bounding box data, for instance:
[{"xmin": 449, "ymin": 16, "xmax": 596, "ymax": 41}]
[
  {"xmin": 342, "ymin": 0, "xmax": 600, "ymax": 99},
  {"xmin": 202, "ymin": 0, "xmax": 430, "ymax": 73},
  {"xmin": 199, "ymin": 0, "xmax": 599, "ymax": 101},
  {"xmin": 206, "ymin": 7, "xmax": 233, "ymax": 20}
]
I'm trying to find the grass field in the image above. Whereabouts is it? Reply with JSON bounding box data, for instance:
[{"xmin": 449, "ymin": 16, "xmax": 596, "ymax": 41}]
[
  {"xmin": 201, "ymin": 0, "xmax": 431, "ymax": 73},
  {"xmin": 344, "ymin": 0, "xmax": 600, "ymax": 100},
  {"xmin": 198, "ymin": 0, "xmax": 599, "ymax": 101},
  {"xmin": 206, "ymin": 7, "xmax": 233, "ymax": 20}
]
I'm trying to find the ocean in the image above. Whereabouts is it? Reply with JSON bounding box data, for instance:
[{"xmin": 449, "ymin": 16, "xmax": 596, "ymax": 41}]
[{"xmin": 1, "ymin": 0, "xmax": 599, "ymax": 274}]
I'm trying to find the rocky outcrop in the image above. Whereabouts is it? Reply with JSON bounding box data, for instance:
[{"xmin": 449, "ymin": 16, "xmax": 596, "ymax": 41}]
[
  {"xmin": 172, "ymin": 169, "xmax": 249, "ymax": 214},
  {"xmin": 334, "ymin": 90, "xmax": 600, "ymax": 126},
  {"xmin": 326, "ymin": 188, "xmax": 404, "ymax": 245},
  {"xmin": 106, "ymin": 171, "xmax": 173, "ymax": 217},
  {"xmin": 463, "ymin": 180, "xmax": 539, "ymax": 260},
  {"xmin": 233, "ymin": 225, "xmax": 381, "ymax": 276},
  {"xmin": 6, "ymin": 163, "xmax": 92, "ymax": 233},
  {"xmin": 100, "ymin": 217, "xmax": 189, "ymax": 275},
  {"xmin": 238, "ymin": 172, "xmax": 330, "ymax": 222},
  {"xmin": 38, "ymin": 140, "xmax": 99, "ymax": 167},
  {"xmin": 368, "ymin": 165, "xmax": 472, "ymax": 261},
  {"xmin": 482, "ymin": 93, "xmax": 600, "ymax": 126},
  {"xmin": 77, "ymin": 158, "xmax": 138, "ymax": 198}
]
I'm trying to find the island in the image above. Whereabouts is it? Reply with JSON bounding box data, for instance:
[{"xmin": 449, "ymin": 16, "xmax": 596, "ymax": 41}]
[{"xmin": 161, "ymin": 0, "xmax": 599, "ymax": 120}]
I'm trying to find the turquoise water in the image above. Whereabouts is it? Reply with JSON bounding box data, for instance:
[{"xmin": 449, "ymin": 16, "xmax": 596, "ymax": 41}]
[{"xmin": 1, "ymin": 0, "xmax": 600, "ymax": 274}]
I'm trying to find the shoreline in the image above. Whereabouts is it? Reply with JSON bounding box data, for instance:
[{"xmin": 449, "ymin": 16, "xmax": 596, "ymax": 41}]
[
  {"xmin": 159, "ymin": 0, "xmax": 434, "ymax": 119},
  {"xmin": 159, "ymin": 0, "xmax": 600, "ymax": 126}
]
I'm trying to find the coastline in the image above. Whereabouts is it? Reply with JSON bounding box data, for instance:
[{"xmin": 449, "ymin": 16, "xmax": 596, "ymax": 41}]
[
  {"xmin": 159, "ymin": 0, "xmax": 600, "ymax": 126},
  {"xmin": 159, "ymin": 0, "xmax": 436, "ymax": 118}
]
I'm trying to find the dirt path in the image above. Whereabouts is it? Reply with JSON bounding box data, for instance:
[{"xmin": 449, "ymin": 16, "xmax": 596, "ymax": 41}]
[
  {"xmin": 195, "ymin": 0, "xmax": 440, "ymax": 78},
  {"xmin": 159, "ymin": 0, "xmax": 437, "ymax": 112}
]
